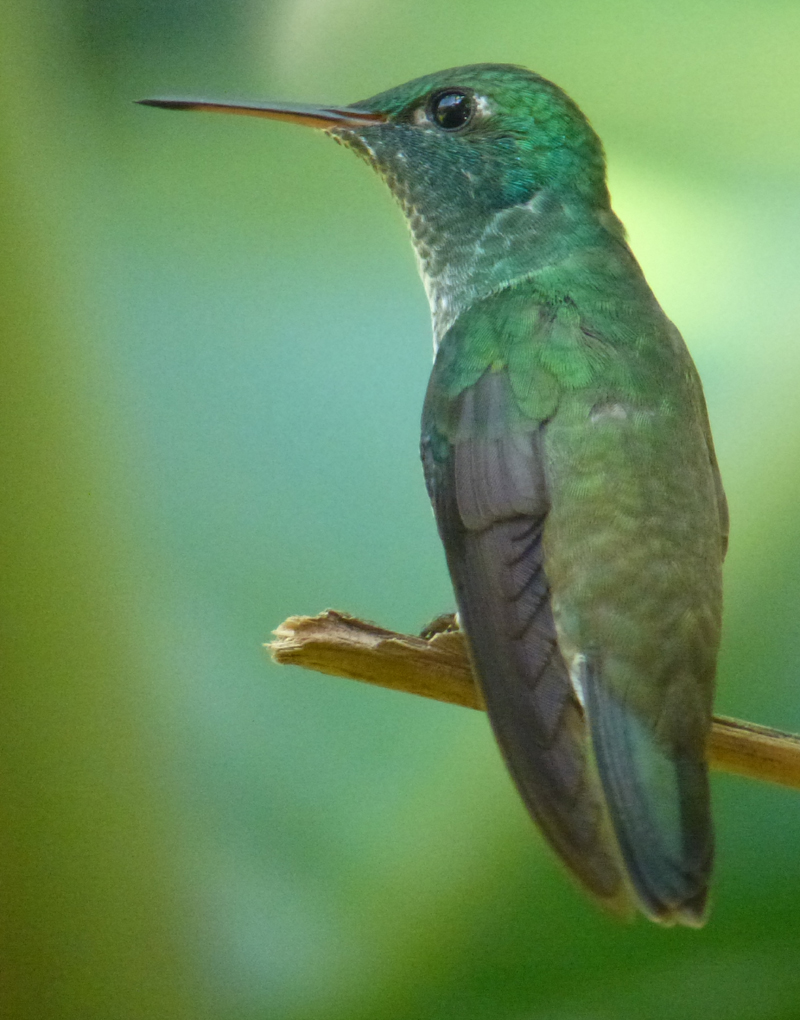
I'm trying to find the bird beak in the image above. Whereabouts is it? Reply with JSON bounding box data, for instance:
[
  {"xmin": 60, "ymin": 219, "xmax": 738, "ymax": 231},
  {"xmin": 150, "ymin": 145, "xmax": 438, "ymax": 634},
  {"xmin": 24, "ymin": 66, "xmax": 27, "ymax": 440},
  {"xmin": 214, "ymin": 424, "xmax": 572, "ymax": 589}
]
[{"xmin": 136, "ymin": 97, "xmax": 387, "ymax": 131}]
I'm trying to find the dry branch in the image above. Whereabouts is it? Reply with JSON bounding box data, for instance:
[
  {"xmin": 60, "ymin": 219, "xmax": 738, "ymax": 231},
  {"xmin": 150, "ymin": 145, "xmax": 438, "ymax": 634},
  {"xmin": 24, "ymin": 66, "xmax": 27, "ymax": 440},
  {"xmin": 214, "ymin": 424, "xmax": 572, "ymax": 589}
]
[{"xmin": 268, "ymin": 610, "xmax": 800, "ymax": 791}]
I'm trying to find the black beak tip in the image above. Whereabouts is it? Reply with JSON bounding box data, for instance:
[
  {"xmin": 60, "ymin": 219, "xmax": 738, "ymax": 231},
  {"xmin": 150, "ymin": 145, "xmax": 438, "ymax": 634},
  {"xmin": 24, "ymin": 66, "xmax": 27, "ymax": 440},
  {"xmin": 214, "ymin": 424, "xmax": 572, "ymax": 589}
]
[{"xmin": 135, "ymin": 98, "xmax": 191, "ymax": 111}]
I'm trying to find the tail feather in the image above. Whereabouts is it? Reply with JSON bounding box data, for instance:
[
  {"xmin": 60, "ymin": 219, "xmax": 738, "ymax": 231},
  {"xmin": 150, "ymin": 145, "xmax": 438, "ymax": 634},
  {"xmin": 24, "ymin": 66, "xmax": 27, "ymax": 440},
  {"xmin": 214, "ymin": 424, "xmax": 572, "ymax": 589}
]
[{"xmin": 582, "ymin": 666, "xmax": 713, "ymax": 926}]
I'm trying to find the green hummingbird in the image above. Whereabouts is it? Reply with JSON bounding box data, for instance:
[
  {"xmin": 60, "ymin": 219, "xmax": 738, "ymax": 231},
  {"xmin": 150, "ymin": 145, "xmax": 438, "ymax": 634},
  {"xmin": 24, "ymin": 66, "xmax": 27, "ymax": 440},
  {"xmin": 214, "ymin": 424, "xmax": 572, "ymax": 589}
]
[{"xmin": 140, "ymin": 64, "xmax": 728, "ymax": 926}]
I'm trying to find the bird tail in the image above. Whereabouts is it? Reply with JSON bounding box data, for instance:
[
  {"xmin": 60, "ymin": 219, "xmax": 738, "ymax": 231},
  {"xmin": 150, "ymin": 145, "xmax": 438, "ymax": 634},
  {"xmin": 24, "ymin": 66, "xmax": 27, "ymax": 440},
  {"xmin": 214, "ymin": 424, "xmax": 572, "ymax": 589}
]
[{"xmin": 581, "ymin": 664, "xmax": 713, "ymax": 927}]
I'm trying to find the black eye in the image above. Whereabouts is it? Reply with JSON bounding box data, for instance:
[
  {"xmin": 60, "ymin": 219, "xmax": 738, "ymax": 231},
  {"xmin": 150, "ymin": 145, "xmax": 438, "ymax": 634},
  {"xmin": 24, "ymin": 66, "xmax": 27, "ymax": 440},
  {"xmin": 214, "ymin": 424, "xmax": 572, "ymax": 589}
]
[{"xmin": 429, "ymin": 90, "xmax": 474, "ymax": 131}]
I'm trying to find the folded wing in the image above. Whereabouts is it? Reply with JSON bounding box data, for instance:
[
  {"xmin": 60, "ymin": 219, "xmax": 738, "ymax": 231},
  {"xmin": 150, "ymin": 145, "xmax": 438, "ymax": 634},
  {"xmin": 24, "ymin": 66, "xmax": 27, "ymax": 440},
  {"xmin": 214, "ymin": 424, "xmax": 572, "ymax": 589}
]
[{"xmin": 422, "ymin": 367, "xmax": 630, "ymax": 911}]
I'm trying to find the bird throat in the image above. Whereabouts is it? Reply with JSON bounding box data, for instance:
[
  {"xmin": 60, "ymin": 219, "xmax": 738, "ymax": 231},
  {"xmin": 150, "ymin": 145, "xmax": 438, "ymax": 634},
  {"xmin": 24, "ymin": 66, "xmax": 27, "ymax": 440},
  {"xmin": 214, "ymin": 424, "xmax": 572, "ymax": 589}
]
[{"xmin": 337, "ymin": 127, "xmax": 622, "ymax": 355}]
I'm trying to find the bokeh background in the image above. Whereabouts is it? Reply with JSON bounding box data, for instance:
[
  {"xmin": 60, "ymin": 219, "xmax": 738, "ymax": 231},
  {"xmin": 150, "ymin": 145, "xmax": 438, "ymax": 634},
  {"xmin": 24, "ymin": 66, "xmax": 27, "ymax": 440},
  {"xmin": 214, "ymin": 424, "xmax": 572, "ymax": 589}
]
[{"xmin": 4, "ymin": 1, "xmax": 800, "ymax": 1018}]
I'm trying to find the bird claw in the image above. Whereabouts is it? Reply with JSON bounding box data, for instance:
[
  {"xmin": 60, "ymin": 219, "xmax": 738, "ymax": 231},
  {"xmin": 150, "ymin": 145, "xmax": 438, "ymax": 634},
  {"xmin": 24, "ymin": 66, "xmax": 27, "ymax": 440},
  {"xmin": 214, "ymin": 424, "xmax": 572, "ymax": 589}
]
[{"xmin": 419, "ymin": 612, "xmax": 460, "ymax": 640}]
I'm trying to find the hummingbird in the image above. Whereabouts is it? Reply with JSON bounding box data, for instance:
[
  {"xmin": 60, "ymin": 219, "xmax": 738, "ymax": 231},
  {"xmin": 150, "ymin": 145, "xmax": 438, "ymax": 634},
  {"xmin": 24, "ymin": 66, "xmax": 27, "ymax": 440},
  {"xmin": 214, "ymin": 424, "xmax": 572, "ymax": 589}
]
[{"xmin": 139, "ymin": 64, "xmax": 728, "ymax": 926}]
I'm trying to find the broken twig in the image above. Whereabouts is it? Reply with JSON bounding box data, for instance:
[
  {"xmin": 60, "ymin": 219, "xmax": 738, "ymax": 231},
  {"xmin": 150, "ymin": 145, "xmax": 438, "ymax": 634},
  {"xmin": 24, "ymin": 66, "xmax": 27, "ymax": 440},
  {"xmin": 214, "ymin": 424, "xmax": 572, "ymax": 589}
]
[{"xmin": 268, "ymin": 610, "xmax": 800, "ymax": 791}]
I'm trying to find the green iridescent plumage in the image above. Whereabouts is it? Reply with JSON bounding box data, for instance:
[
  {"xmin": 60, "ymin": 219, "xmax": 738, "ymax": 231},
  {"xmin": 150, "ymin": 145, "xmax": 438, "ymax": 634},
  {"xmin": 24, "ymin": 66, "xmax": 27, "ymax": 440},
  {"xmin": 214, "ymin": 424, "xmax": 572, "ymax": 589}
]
[
  {"xmin": 346, "ymin": 65, "xmax": 726, "ymax": 924},
  {"xmin": 143, "ymin": 64, "xmax": 728, "ymax": 925}
]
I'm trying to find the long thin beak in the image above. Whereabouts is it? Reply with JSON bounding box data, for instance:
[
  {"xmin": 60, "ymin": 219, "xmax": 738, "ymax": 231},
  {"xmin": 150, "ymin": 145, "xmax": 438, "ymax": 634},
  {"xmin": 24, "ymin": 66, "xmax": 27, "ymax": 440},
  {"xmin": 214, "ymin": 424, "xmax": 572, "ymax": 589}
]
[{"xmin": 136, "ymin": 97, "xmax": 386, "ymax": 130}]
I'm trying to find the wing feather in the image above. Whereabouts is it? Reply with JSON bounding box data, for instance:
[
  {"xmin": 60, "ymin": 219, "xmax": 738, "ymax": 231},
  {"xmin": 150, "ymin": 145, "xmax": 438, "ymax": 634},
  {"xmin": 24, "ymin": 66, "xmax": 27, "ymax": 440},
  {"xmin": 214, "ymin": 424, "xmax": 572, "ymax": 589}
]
[{"xmin": 423, "ymin": 368, "xmax": 629, "ymax": 908}]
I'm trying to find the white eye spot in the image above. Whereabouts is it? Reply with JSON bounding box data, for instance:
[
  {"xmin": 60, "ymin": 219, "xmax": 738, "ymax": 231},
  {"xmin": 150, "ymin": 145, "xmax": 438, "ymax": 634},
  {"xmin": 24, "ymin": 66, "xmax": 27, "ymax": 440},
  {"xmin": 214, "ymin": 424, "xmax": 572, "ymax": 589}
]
[
  {"xmin": 474, "ymin": 94, "xmax": 493, "ymax": 118},
  {"xmin": 413, "ymin": 106, "xmax": 428, "ymax": 125}
]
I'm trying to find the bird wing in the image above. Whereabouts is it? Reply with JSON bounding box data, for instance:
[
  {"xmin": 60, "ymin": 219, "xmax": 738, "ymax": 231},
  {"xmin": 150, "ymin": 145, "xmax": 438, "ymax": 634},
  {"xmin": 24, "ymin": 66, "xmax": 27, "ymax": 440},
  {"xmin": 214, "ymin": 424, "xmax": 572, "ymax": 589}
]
[{"xmin": 422, "ymin": 357, "xmax": 630, "ymax": 913}]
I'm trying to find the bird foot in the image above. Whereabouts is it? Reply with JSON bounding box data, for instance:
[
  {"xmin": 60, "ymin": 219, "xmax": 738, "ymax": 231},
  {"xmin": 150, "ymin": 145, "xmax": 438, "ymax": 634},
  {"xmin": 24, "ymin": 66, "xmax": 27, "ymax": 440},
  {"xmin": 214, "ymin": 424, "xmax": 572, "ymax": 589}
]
[{"xmin": 419, "ymin": 612, "xmax": 461, "ymax": 640}]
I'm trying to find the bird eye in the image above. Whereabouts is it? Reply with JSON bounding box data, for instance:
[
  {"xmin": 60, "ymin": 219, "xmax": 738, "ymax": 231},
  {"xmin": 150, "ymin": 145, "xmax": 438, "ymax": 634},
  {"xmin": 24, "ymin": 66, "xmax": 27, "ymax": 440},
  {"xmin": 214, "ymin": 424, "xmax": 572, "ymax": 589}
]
[{"xmin": 429, "ymin": 90, "xmax": 474, "ymax": 131}]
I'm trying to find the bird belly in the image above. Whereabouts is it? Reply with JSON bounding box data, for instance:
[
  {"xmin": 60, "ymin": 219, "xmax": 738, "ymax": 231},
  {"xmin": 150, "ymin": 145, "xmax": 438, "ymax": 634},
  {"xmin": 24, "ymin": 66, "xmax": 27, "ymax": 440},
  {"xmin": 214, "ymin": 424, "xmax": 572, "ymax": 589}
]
[{"xmin": 541, "ymin": 401, "xmax": 723, "ymax": 752}]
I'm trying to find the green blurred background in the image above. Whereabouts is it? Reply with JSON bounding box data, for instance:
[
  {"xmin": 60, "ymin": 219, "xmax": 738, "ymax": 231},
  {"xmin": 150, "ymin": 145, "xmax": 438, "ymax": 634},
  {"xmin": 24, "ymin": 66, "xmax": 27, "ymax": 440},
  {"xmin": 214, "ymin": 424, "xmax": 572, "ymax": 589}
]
[{"xmin": 3, "ymin": 1, "xmax": 800, "ymax": 1017}]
